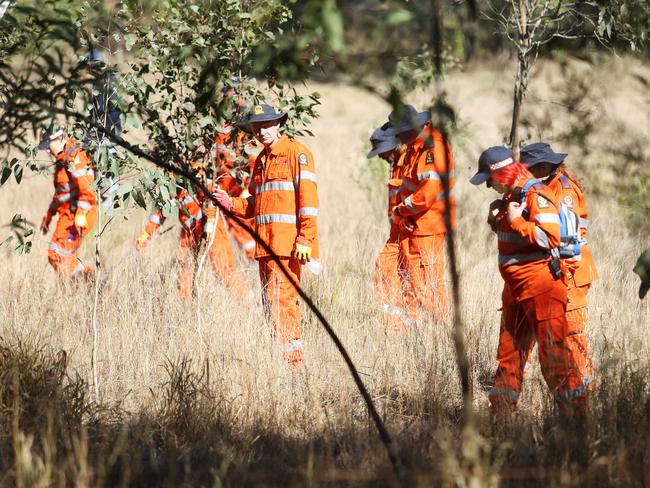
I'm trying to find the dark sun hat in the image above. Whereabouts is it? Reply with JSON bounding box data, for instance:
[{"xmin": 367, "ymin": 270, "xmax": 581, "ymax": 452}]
[
  {"xmin": 240, "ymin": 103, "xmax": 288, "ymax": 127},
  {"xmin": 367, "ymin": 126, "xmax": 400, "ymax": 159},
  {"xmin": 384, "ymin": 105, "xmax": 429, "ymax": 135},
  {"xmin": 520, "ymin": 142, "xmax": 567, "ymax": 166}
]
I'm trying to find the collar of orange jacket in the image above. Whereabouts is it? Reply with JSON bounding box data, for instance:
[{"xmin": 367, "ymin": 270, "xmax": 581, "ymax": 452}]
[{"xmin": 268, "ymin": 133, "xmax": 291, "ymax": 156}]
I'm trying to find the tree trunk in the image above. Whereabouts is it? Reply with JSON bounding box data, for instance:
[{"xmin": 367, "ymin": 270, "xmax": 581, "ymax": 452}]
[{"xmin": 508, "ymin": 0, "xmax": 530, "ymax": 154}]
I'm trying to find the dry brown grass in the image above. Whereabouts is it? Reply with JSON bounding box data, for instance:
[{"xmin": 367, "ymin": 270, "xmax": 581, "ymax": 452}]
[{"xmin": 1, "ymin": 55, "xmax": 649, "ymax": 486}]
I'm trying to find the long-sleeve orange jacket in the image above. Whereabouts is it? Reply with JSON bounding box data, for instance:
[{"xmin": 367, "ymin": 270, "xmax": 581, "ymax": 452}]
[
  {"xmin": 232, "ymin": 134, "xmax": 319, "ymax": 259},
  {"xmin": 544, "ymin": 172, "xmax": 598, "ymax": 287},
  {"xmin": 496, "ymin": 178, "xmax": 563, "ymax": 301},
  {"xmin": 393, "ymin": 127, "xmax": 456, "ymax": 235},
  {"xmin": 48, "ymin": 139, "xmax": 97, "ymax": 216}
]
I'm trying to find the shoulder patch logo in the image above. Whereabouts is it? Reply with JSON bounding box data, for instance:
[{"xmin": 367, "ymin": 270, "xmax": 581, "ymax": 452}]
[
  {"xmin": 425, "ymin": 152, "xmax": 434, "ymax": 165},
  {"xmin": 298, "ymin": 153, "xmax": 309, "ymax": 166},
  {"xmin": 537, "ymin": 194, "xmax": 550, "ymax": 209},
  {"xmin": 563, "ymin": 195, "xmax": 574, "ymax": 207}
]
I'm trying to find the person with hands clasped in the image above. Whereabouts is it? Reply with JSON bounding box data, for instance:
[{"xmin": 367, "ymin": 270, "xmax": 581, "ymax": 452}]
[
  {"xmin": 471, "ymin": 146, "xmax": 588, "ymax": 417},
  {"xmin": 38, "ymin": 126, "xmax": 98, "ymax": 277},
  {"xmin": 214, "ymin": 103, "xmax": 320, "ymax": 367},
  {"xmin": 520, "ymin": 142, "xmax": 597, "ymax": 392}
]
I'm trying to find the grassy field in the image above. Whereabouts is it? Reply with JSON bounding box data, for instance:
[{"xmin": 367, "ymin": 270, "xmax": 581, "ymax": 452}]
[{"xmin": 1, "ymin": 55, "xmax": 649, "ymax": 485}]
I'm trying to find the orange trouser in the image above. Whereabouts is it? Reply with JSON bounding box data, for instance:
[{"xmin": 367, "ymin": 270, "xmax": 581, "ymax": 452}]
[
  {"xmin": 523, "ymin": 283, "xmax": 595, "ymax": 383},
  {"xmin": 227, "ymin": 217, "xmax": 256, "ymax": 260},
  {"xmin": 490, "ymin": 280, "xmax": 588, "ymax": 416},
  {"xmin": 258, "ymin": 256, "xmax": 303, "ymax": 366},
  {"xmin": 566, "ymin": 284, "xmax": 595, "ymax": 385},
  {"xmin": 177, "ymin": 217, "xmax": 251, "ymax": 300},
  {"xmin": 48, "ymin": 207, "xmax": 97, "ymax": 275},
  {"xmin": 375, "ymin": 228, "xmax": 412, "ymax": 332},
  {"xmin": 399, "ymin": 233, "xmax": 449, "ymax": 323}
]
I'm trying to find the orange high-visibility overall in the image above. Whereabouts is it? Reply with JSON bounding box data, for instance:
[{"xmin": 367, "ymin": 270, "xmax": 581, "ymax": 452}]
[
  {"xmin": 45, "ymin": 139, "xmax": 98, "ymax": 275},
  {"xmin": 232, "ymin": 134, "xmax": 319, "ymax": 366},
  {"xmin": 393, "ymin": 127, "xmax": 455, "ymax": 323},
  {"xmin": 142, "ymin": 162, "xmax": 250, "ymax": 300},
  {"xmin": 545, "ymin": 172, "xmax": 598, "ymax": 386},
  {"xmin": 490, "ymin": 178, "xmax": 587, "ymax": 416}
]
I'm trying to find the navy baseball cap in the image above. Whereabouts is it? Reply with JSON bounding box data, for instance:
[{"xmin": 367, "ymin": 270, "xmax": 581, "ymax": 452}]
[
  {"xmin": 239, "ymin": 103, "xmax": 288, "ymax": 127},
  {"xmin": 470, "ymin": 146, "xmax": 515, "ymax": 185},
  {"xmin": 367, "ymin": 126, "xmax": 400, "ymax": 159},
  {"xmin": 520, "ymin": 142, "xmax": 567, "ymax": 166},
  {"xmin": 384, "ymin": 105, "xmax": 429, "ymax": 135}
]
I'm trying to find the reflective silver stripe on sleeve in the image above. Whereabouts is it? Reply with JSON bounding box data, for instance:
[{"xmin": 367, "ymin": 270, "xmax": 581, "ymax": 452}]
[
  {"xmin": 534, "ymin": 213, "xmax": 561, "ymax": 225},
  {"xmin": 149, "ymin": 214, "xmax": 162, "ymax": 224},
  {"xmin": 488, "ymin": 387, "xmax": 519, "ymax": 401},
  {"xmin": 299, "ymin": 207, "xmax": 318, "ymax": 217},
  {"xmin": 400, "ymin": 180, "xmax": 417, "ymax": 192},
  {"xmin": 55, "ymin": 184, "xmax": 70, "ymax": 192},
  {"xmin": 77, "ymin": 200, "xmax": 92, "ymax": 211},
  {"xmin": 534, "ymin": 227, "xmax": 551, "ymax": 249},
  {"xmin": 56, "ymin": 194, "xmax": 71, "ymax": 203},
  {"xmin": 256, "ymin": 213, "xmax": 297, "ymax": 225},
  {"xmin": 49, "ymin": 242, "xmax": 77, "ymax": 257},
  {"xmin": 579, "ymin": 217, "xmax": 590, "ymax": 228},
  {"xmin": 388, "ymin": 188, "xmax": 401, "ymax": 197},
  {"xmin": 243, "ymin": 240, "xmax": 255, "ymax": 250},
  {"xmin": 295, "ymin": 171, "xmax": 317, "ymax": 185},
  {"xmin": 498, "ymin": 251, "xmax": 551, "ymax": 266},
  {"xmin": 258, "ymin": 181, "xmax": 295, "ymax": 193},
  {"xmin": 417, "ymin": 171, "xmax": 440, "ymax": 181},
  {"xmin": 71, "ymin": 168, "xmax": 94, "ymax": 178}
]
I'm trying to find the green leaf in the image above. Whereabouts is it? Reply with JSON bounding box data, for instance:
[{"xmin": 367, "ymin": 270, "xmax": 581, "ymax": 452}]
[
  {"xmin": 125, "ymin": 112, "xmax": 143, "ymax": 129},
  {"xmin": 124, "ymin": 34, "xmax": 137, "ymax": 51},
  {"xmin": 13, "ymin": 164, "xmax": 23, "ymax": 184},
  {"xmin": 386, "ymin": 9, "xmax": 413, "ymax": 26},
  {"xmin": 1, "ymin": 166, "xmax": 12, "ymax": 186}
]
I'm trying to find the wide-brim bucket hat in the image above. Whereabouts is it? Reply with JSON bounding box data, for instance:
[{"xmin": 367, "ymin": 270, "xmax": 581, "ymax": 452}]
[
  {"xmin": 367, "ymin": 126, "xmax": 400, "ymax": 159},
  {"xmin": 239, "ymin": 103, "xmax": 288, "ymax": 127},
  {"xmin": 470, "ymin": 146, "xmax": 515, "ymax": 185},
  {"xmin": 520, "ymin": 142, "xmax": 567, "ymax": 166},
  {"xmin": 384, "ymin": 104, "xmax": 429, "ymax": 135}
]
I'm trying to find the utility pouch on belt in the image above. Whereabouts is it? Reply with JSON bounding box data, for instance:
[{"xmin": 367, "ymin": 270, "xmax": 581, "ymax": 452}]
[{"xmin": 549, "ymin": 257, "xmax": 564, "ymax": 280}]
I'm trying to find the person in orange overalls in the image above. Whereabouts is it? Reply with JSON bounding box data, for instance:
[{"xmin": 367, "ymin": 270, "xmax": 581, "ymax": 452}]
[
  {"xmin": 38, "ymin": 127, "xmax": 98, "ymax": 277},
  {"xmin": 215, "ymin": 103, "xmax": 319, "ymax": 367},
  {"xmin": 135, "ymin": 161, "xmax": 252, "ymax": 301},
  {"xmin": 366, "ymin": 126, "xmax": 411, "ymax": 332},
  {"xmin": 520, "ymin": 142, "xmax": 597, "ymax": 389},
  {"xmin": 470, "ymin": 146, "xmax": 587, "ymax": 416},
  {"xmin": 387, "ymin": 105, "xmax": 455, "ymax": 324},
  {"xmin": 214, "ymin": 126, "xmax": 258, "ymax": 261}
]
